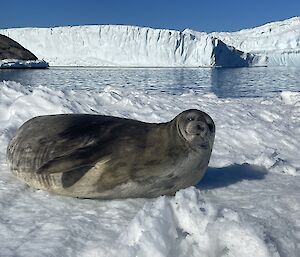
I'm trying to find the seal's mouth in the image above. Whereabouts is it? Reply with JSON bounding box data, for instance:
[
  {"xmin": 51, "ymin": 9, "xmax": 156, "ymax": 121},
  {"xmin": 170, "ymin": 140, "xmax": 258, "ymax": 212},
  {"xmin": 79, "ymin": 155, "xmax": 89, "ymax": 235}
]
[
  {"xmin": 199, "ymin": 142, "xmax": 209, "ymax": 148},
  {"xmin": 184, "ymin": 129, "xmax": 210, "ymax": 149},
  {"xmin": 185, "ymin": 129, "xmax": 200, "ymax": 136},
  {"xmin": 196, "ymin": 140, "xmax": 210, "ymax": 149},
  {"xmin": 185, "ymin": 130, "xmax": 201, "ymax": 136}
]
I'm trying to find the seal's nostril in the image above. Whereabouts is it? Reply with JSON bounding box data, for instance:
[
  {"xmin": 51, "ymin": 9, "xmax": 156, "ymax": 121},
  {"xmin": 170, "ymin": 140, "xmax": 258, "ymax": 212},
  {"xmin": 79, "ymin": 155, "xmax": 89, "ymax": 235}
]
[{"xmin": 197, "ymin": 124, "xmax": 204, "ymax": 131}]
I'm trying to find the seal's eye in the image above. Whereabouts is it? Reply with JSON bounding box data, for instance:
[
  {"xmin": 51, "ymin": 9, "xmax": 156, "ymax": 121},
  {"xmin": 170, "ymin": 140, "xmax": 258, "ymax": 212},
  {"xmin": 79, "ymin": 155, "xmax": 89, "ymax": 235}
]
[
  {"xmin": 207, "ymin": 123, "xmax": 214, "ymax": 132},
  {"xmin": 187, "ymin": 117, "xmax": 194, "ymax": 121}
]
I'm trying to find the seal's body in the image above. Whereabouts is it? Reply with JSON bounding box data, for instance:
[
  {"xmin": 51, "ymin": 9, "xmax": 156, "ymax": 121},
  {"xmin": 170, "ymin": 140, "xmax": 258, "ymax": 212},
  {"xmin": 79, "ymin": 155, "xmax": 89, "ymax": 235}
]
[{"xmin": 6, "ymin": 110, "xmax": 215, "ymax": 199}]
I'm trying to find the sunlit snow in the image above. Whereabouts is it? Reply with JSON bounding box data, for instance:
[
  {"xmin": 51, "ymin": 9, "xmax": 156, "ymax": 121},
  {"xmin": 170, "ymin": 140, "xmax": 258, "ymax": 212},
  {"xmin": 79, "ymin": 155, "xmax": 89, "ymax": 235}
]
[{"xmin": 0, "ymin": 79, "xmax": 299, "ymax": 257}]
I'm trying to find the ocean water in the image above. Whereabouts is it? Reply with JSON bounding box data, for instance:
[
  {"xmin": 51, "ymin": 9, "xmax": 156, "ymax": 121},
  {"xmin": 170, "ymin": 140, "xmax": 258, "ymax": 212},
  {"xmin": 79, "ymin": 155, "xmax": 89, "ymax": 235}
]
[{"xmin": 1, "ymin": 67, "xmax": 300, "ymax": 97}]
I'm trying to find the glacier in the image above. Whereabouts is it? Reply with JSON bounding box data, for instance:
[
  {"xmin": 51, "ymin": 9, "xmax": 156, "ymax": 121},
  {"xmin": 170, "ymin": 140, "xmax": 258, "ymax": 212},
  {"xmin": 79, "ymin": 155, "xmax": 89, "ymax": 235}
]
[
  {"xmin": 0, "ymin": 26, "xmax": 256, "ymax": 67},
  {"xmin": 211, "ymin": 16, "xmax": 300, "ymax": 66},
  {"xmin": 0, "ymin": 17, "xmax": 299, "ymax": 67}
]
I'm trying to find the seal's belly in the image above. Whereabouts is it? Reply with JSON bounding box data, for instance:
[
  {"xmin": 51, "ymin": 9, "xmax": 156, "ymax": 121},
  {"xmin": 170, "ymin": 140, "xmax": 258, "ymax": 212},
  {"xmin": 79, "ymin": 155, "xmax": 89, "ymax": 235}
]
[{"xmin": 12, "ymin": 159, "xmax": 207, "ymax": 199}]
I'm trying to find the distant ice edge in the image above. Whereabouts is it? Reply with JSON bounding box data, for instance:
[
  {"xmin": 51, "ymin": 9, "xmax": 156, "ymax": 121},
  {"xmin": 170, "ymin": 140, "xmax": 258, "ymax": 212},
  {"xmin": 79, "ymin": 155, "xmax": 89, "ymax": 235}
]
[
  {"xmin": 0, "ymin": 59, "xmax": 49, "ymax": 69},
  {"xmin": 2, "ymin": 17, "xmax": 299, "ymax": 67}
]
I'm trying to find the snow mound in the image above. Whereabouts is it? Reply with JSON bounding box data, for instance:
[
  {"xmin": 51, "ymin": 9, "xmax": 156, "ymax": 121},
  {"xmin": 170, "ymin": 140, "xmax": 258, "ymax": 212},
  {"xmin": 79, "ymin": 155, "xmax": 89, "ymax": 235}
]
[
  {"xmin": 280, "ymin": 91, "xmax": 300, "ymax": 105},
  {"xmin": 84, "ymin": 188, "xmax": 273, "ymax": 257},
  {"xmin": 0, "ymin": 59, "xmax": 49, "ymax": 69}
]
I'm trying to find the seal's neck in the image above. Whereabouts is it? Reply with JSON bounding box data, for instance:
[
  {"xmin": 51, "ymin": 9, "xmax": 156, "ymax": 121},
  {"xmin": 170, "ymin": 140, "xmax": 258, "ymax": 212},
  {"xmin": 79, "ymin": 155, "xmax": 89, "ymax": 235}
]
[{"xmin": 162, "ymin": 118, "xmax": 189, "ymax": 151}]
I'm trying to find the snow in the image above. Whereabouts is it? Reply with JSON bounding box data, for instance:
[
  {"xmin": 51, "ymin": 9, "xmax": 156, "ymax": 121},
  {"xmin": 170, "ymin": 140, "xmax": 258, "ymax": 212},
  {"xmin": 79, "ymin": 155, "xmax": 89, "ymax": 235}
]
[
  {"xmin": 0, "ymin": 59, "xmax": 49, "ymax": 69},
  {"xmin": 87, "ymin": 187, "xmax": 275, "ymax": 257},
  {"xmin": 0, "ymin": 80, "xmax": 299, "ymax": 256},
  {"xmin": 1, "ymin": 17, "xmax": 300, "ymax": 67}
]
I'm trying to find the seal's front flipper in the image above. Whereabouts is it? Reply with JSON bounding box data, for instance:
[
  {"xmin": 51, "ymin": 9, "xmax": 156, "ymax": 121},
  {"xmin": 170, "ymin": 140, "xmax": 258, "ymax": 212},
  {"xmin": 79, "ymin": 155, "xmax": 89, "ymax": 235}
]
[
  {"xmin": 37, "ymin": 157, "xmax": 91, "ymax": 174},
  {"xmin": 36, "ymin": 147, "xmax": 102, "ymax": 175},
  {"xmin": 36, "ymin": 153, "xmax": 94, "ymax": 188},
  {"xmin": 61, "ymin": 168, "xmax": 91, "ymax": 188}
]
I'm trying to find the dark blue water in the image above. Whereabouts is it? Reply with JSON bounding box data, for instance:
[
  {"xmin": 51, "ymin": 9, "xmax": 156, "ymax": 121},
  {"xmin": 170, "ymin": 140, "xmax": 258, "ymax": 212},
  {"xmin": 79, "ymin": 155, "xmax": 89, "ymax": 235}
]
[{"xmin": 1, "ymin": 67, "xmax": 299, "ymax": 98}]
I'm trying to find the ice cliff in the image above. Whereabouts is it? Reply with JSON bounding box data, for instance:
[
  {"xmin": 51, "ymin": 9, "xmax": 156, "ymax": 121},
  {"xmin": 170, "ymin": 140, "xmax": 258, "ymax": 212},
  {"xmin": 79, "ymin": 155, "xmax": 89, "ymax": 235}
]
[
  {"xmin": 0, "ymin": 17, "xmax": 299, "ymax": 67},
  {"xmin": 212, "ymin": 16, "xmax": 300, "ymax": 66},
  {"xmin": 0, "ymin": 26, "xmax": 255, "ymax": 67}
]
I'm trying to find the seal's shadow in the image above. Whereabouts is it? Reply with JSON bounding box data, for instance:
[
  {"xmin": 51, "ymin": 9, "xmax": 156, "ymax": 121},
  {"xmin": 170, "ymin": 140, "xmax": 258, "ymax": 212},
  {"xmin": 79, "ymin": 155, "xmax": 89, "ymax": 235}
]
[{"xmin": 197, "ymin": 163, "xmax": 268, "ymax": 190}]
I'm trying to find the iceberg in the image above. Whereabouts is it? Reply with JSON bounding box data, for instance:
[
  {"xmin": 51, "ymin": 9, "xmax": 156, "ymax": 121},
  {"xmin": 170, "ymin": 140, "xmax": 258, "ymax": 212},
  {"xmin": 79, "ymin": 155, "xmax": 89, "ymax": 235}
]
[{"xmin": 0, "ymin": 17, "xmax": 299, "ymax": 67}]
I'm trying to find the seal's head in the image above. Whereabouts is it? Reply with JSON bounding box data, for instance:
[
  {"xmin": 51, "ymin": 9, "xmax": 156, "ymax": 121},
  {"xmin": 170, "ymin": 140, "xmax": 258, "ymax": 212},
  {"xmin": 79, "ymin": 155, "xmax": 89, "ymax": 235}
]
[{"xmin": 176, "ymin": 109, "xmax": 215, "ymax": 150}]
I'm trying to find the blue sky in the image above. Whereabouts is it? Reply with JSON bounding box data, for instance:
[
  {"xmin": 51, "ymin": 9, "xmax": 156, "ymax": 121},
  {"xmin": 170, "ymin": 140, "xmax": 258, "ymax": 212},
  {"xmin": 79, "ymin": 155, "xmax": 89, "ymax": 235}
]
[{"xmin": 1, "ymin": 0, "xmax": 299, "ymax": 32}]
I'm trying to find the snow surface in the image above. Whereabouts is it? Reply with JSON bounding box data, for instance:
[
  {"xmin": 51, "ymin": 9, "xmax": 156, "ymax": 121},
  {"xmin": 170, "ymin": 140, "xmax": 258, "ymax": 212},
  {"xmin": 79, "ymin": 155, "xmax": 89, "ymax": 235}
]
[
  {"xmin": 0, "ymin": 80, "xmax": 299, "ymax": 256},
  {"xmin": 0, "ymin": 17, "xmax": 299, "ymax": 67},
  {"xmin": 0, "ymin": 59, "xmax": 49, "ymax": 69}
]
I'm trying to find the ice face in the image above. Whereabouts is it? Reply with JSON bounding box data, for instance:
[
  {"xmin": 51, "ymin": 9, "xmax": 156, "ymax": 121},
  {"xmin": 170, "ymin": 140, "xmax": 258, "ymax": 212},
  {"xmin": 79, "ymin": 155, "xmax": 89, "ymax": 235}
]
[
  {"xmin": 1, "ymin": 17, "xmax": 300, "ymax": 68},
  {"xmin": 0, "ymin": 25, "xmax": 257, "ymax": 67}
]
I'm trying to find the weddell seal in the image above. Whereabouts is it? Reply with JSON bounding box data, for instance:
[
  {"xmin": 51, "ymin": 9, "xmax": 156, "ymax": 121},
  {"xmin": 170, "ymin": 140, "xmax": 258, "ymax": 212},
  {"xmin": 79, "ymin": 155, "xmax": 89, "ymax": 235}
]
[{"xmin": 6, "ymin": 109, "xmax": 215, "ymax": 199}]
